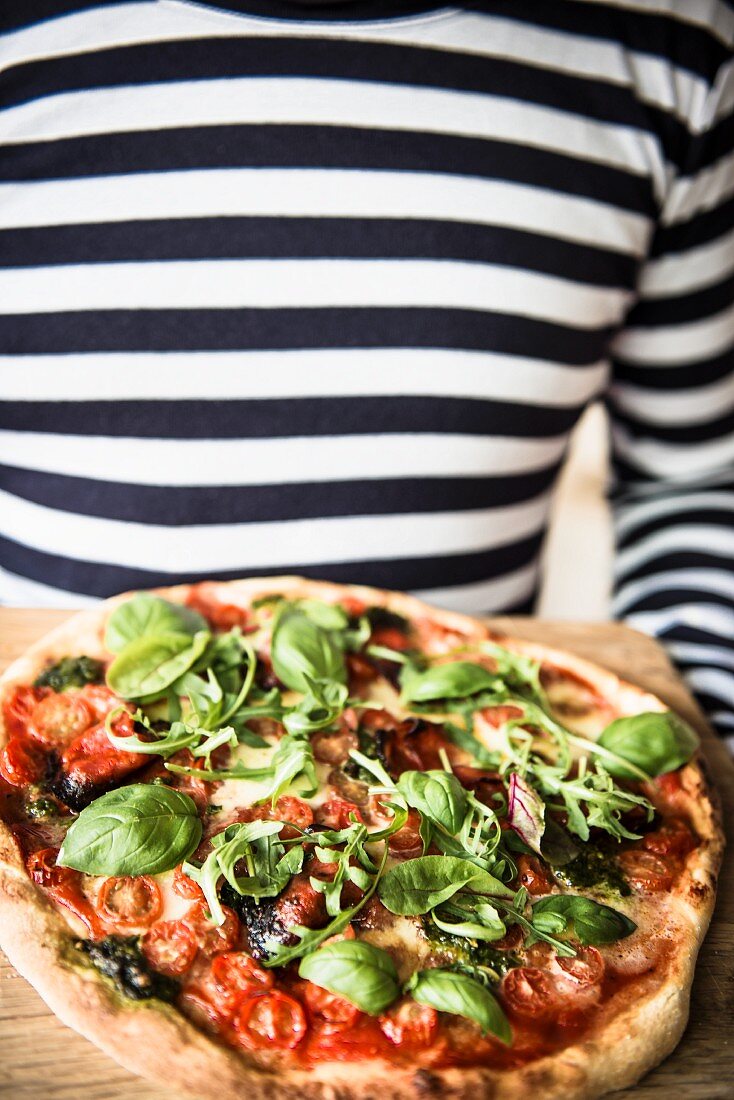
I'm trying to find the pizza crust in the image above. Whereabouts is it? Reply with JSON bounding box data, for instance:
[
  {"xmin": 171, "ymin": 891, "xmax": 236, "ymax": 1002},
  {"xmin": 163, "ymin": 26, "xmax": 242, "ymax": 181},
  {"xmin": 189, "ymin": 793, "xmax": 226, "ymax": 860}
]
[{"xmin": 0, "ymin": 577, "xmax": 724, "ymax": 1100}]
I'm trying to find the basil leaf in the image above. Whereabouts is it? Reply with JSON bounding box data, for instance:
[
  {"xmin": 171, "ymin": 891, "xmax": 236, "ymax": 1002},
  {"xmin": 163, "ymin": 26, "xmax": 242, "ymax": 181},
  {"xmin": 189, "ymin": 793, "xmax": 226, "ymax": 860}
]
[
  {"xmin": 397, "ymin": 770, "xmax": 467, "ymax": 834},
  {"xmin": 597, "ymin": 711, "xmax": 699, "ymax": 779},
  {"xmin": 105, "ymin": 594, "xmax": 207, "ymax": 653},
  {"xmin": 532, "ymin": 895, "xmax": 636, "ymax": 945},
  {"xmin": 407, "ymin": 969, "xmax": 511, "ymax": 1043},
  {"xmin": 271, "ymin": 609, "xmax": 346, "ymax": 692},
  {"xmin": 297, "ymin": 599, "xmax": 349, "ymax": 631},
  {"xmin": 400, "ymin": 661, "xmax": 501, "ymax": 704},
  {"xmin": 431, "ymin": 902, "xmax": 506, "ymax": 942},
  {"xmin": 379, "ymin": 855, "xmax": 512, "ymax": 915},
  {"xmin": 299, "ymin": 941, "xmax": 399, "ymax": 1015},
  {"xmin": 58, "ymin": 784, "xmax": 202, "ymax": 876},
  {"xmin": 107, "ymin": 629, "xmax": 210, "ymax": 701}
]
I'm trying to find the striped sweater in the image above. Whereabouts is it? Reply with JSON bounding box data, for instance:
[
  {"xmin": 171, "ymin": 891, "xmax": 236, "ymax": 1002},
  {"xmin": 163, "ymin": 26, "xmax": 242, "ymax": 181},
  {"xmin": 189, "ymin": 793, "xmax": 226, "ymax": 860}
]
[{"xmin": 0, "ymin": 0, "xmax": 732, "ymax": 743}]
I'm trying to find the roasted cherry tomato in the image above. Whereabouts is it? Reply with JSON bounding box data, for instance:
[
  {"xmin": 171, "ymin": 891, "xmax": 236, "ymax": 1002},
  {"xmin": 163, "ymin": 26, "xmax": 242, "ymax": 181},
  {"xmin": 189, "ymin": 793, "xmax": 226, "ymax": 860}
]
[
  {"xmin": 26, "ymin": 847, "xmax": 104, "ymax": 937},
  {"xmin": 379, "ymin": 1000, "xmax": 438, "ymax": 1046},
  {"xmin": 60, "ymin": 719, "xmax": 148, "ymax": 793},
  {"xmin": 142, "ymin": 920, "xmax": 198, "ymax": 977},
  {"xmin": 501, "ymin": 967, "xmax": 558, "ymax": 1020},
  {"xmin": 211, "ymin": 952, "xmax": 274, "ymax": 1013},
  {"xmin": 369, "ymin": 626, "xmax": 409, "ymax": 651},
  {"xmin": 78, "ymin": 684, "xmax": 126, "ymax": 721},
  {"xmin": 184, "ymin": 900, "xmax": 240, "ymax": 957},
  {"xmin": 2, "ymin": 685, "xmax": 49, "ymax": 738},
  {"xmin": 173, "ymin": 863, "xmax": 204, "ymax": 900},
  {"xmin": 234, "ymin": 991, "xmax": 308, "ymax": 1051},
  {"xmin": 0, "ymin": 736, "xmax": 49, "ymax": 787},
  {"xmin": 186, "ymin": 589, "xmax": 250, "ymax": 632},
  {"xmin": 554, "ymin": 946, "xmax": 605, "ymax": 987},
  {"xmin": 617, "ymin": 849, "xmax": 674, "ymax": 892},
  {"xmin": 316, "ymin": 798, "xmax": 363, "ymax": 830},
  {"xmin": 387, "ymin": 808, "xmax": 423, "ymax": 859},
  {"xmin": 97, "ymin": 875, "xmax": 162, "ymax": 931},
  {"xmin": 301, "ymin": 982, "xmax": 360, "ymax": 1031},
  {"xmin": 516, "ymin": 854, "xmax": 554, "ymax": 896},
  {"xmin": 311, "ymin": 724, "xmax": 358, "ymax": 766},
  {"xmin": 239, "ymin": 795, "xmax": 314, "ymax": 837},
  {"xmin": 28, "ymin": 692, "xmax": 93, "ymax": 747},
  {"xmin": 642, "ymin": 818, "xmax": 695, "ymax": 860}
]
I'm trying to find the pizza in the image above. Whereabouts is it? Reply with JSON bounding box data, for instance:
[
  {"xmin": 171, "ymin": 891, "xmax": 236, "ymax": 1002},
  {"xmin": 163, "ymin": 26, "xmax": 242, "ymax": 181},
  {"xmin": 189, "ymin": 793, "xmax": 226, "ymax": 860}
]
[{"xmin": 0, "ymin": 577, "xmax": 723, "ymax": 1100}]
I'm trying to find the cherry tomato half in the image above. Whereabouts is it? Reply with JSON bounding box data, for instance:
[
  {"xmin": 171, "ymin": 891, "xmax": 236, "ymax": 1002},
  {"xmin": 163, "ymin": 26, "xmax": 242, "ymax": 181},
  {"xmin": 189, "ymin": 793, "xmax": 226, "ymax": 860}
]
[
  {"xmin": 211, "ymin": 952, "xmax": 274, "ymax": 1013},
  {"xmin": 2, "ymin": 685, "xmax": 48, "ymax": 738},
  {"xmin": 26, "ymin": 847, "xmax": 104, "ymax": 937},
  {"xmin": 642, "ymin": 819, "xmax": 695, "ymax": 861},
  {"xmin": 302, "ymin": 982, "xmax": 360, "ymax": 1031},
  {"xmin": 516, "ymin": 854, "xmax": 555, "ymax": 896},
  {"xmin": 555, "ymin": 946, "xmax": 605, "ymax": 987},
  {"xmin": 387, "ymin": 808, "xmax": 423, "ymax": 859},
  {"xmin": 28, "ymin": 692, "xmax": 93, "ymax": 748},
  {"xmin": 142, "ymin": 920, "xmax": 198, "ymax": 977},
  {"xmin": 234, "ymin": 992, "xmax": 308, "ymax": 1051},
  {"xmin": 501, "ymin": 967, "xmax": 558, "ymax": 1020},
  {"xmin": 97, "ymin": 875, "xmax": 162, "ymax": 931},
  {"xmin": 379, "ymin": 1000, "xmax": 438, "ymax": 1047},
  {"xmin": 617, "ymin": 849, "xmax": 674, "ymax": 893},
  {"xmin": 316, "ymin": 798, "xmax": 363, "ymax": 831},
  {"xmin": 173, "ymin": 864, "xmax": 204, "ymax": 901},
  {"xmin": 0, "ymin": 736, "xmax": 48, "ymax": 787},
  {"xmin": 184, "ymin": 900, "xmax": 240, "ymax": 957}
]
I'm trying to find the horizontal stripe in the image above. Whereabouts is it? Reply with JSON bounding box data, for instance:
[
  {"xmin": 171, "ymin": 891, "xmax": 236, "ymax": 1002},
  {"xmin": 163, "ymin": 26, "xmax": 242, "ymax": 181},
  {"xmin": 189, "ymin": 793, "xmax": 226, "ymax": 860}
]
[
  {"xmin": 618, "ymin": 587, "xmax": 734, "ymax": 614},
  {"xmin": 615, "ymin": 492, "xmax": 734, "ymax": 540},
  {"xmin": 0, "ymin": 2, "xmax": 712, "ymax": 127},
  {"xmin": 0, "ymin": 463, "xmax": 559, "ymax": 524},
  {"xmin": 640, "ymin": 225, "xmax": 734, "ymax": 297},
  {"xmin": 611, "ymin": 423, "xmax": 734, "ymax": 478},
  {"xmin": 615, "ymin": 525, "xmax": 734, "ymax": 575},
  {"xmin": 609, "ymin": 407, "xmax": 734, "ymax": 445},
  {"xmin": 0, "ymin": 396, "xmax": 579, "ymax": 441},
  {"xmin": 413, "ymin": 563, "xmax": 539, "ymax": 615},
  {"xmin": 0, "ymin": 217, "xmax": 639, "ymax": 287},
  {"xmin": 0, "ymin": 564, "xmax": 97, "ymax": 608},
  {"xmin": 624, "ymin": 602, "xmax": 734, "ymax": 639},
  {"xmin": 650, "ymin": 620, "xmax": 734, "ymax": 652},
  {"xmin": 0, "ymin": 486, "xmax": 550, "ymax": 572},
  {"xmin": 612, "ymin": 301, "xmax": 734, "ymax": 365},
  {"xmin": 683, "ymin": 667, "xmax": 734, "ymax": 709},
  {"xmin": 0, "ymin": 308, "xmax": 614, "ymax": 362},
  {"xmin": 610, "ymin": 373, "xmax": 734, "ymax": 426},
  {"xmin": 651, "ymin": 194, "xmax": 734, "ymax": 258},
  {"xmin": 622, "ymin": 270, "xmax": 734, "ymax": 327},
  {"xmin": 0, "ymin": 33, "xmax": 683, "ymax": 145},
  {"xmin": 616, "ymin": 549, "xmax": 734, "ymax": 586},
  {"xmin": 0, "ymin": 78, "xmax": 666, "ymax": 186},
  {"xmin": 0, "ymin": 526, "xmax": 545, "ymax": 600},
  {"xmin": 0, "ymin": 259, "xmax": 630, "ymax": 327},
  {"xmin": 664, "ymin": 149, "xmax": 734, "ymax": 227},
  {"xmin": 611, "ymin": 346, "xmax": 733, "ymax": 390},
  {"xmin": 613, "ymin": 568, "xmax": 734, "ymax": 613},
  {"xmin": 0, "ymin": 429, "xmax": 568, "ymax": 485},
  {"xmin": 0, "ymin": 126, "xmax": 656, "ymax": 220},
  {"xmin": 0, "ymin": 169, "xmax": 650, "ymax": 254},
  {"xmin": 665, "ymin": 642, "xmax": 734, "ymax": 670},
  {"xmin": 0, "ymin": 350, "xmax": 607, "ymax": 406}
]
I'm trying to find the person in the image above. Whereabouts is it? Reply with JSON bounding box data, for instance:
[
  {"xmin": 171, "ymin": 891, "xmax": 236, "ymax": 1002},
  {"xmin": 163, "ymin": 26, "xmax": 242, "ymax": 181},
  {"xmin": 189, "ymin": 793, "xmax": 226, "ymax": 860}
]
[{"xmin": 0, "ymin": 0, "xmax": 732, "ymax": 743}]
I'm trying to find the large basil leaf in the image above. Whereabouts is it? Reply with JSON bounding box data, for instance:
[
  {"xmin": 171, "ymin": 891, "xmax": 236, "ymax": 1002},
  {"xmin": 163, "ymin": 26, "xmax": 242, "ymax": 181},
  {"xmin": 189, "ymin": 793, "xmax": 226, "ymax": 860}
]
[
  {"xmin": 104, "ymin": 594, "xmax": 207, "ymax": 653},
  {"xmin": 58, "ymin": 784, "xmax": 202, "ymax": 876},
  {"xmin": 299, "ymin": 940, "xmax": 400, "ymax": 1015},
  {"xmin": 532, "ymin": 894, "xmax": 636, "ymax": 945},
  {"xmin": 407, "ymin": 969, "xmax": 511, "ymax": 1043},
  {"xmin": 397, "ymin": 770, "xmax": 467, "ymax": 834},
  {"xmin": 379, "ymin": 855, "xmax": 512, "ymax": 915},
  {"xmin": 597, "ymin": 711, "xmax": 698, "ymax": 779},
  {"xmin": 400, "ymin": 661, "xmax": 501, "ymax": 704},
  {"xmin": 271, "ymin": 609, "xmax": 346, "ymax": 692},
  {"xmin": 106, "ymin": 630, "xmax": 210, "ymax": 701}
]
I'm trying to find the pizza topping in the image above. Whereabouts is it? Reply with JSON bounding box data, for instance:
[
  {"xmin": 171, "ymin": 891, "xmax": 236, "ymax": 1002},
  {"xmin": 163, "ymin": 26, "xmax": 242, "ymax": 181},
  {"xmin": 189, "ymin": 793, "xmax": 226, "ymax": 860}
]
[
  {"xmin": 96, "ymin": 875, "xmax": 163, "ymax": 931},
  {"xmin": 407, "ymin": 968, "xmax": 511, "ymax": 1043},
  {"xmin": 184, "ymin": 899, "xmax": 241, "ymax": 956},
  {"xmin": 379, "ymin": 999, "xmax": 438, "ymax": 1047},
  {"xmin": 234, "ymin": 991, "xmax": 308, "ymax": 1051},
  {"xmin": 34, "ymin": 656, "xmax": 105, "ymax": 693},
  {"xmin": 298, "ymin": 940, "xmax": 400, "ymax": 1015},
  {"xmin": 597, "ymin": 712, "xmax": 699, "ymax": 779},
  {"xmin": 58, "ymin": 784, "xmax": 202, "ymax": 876},
  {"xmin": 28, "ymin": 692, "xmax": 94, "ymax": 747},
  {"xmin": 142, "ymin": 920, "xmax": 199, "ymax": 976},
  {"xmin": 2, "ymin": 684, "xmax": 49, "ymax": 738},
  {"xmin": 300, "ymin": 981, "xmax": 361, "ymax": 1030},
  {"xmin": 78, "ymin": 934, "xmax": 179, "ymax": 1001},
  {"xmin": 26, "ymin": 847, "xmax": 104, "ymax": 937},
  {"xmin": 0, "ymin": 736, "xmax": 50, "ymax": 787}
]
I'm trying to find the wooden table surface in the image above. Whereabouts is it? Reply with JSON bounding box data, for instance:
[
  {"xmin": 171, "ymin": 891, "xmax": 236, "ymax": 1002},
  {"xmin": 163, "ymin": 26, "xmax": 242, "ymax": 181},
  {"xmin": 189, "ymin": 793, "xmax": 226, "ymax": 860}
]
[{"xmin": 0, "ymin": 609, "xmax": 732, "ymax": 1100}]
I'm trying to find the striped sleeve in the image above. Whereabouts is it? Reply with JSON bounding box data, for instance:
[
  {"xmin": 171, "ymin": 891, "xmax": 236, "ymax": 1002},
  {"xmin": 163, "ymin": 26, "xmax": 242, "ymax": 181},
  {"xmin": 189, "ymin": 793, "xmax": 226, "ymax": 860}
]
[{"xmin": 608, "ymin": 51, "xmax": 734, "ymax": 747}]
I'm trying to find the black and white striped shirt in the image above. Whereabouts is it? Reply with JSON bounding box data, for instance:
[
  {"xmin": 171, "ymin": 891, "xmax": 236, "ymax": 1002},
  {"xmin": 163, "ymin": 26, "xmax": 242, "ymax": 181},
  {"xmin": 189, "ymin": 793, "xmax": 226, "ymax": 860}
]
[{"xmin": 1, "ymin": 1, "xmax": 732, "ymax": 742}]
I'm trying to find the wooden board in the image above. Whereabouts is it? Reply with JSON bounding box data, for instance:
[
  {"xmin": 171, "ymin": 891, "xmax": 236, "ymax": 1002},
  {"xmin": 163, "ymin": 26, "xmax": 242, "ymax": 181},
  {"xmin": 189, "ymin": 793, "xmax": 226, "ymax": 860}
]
[{"xmin": 0, "ymin": 609, "xmax": 732, "ymax": 1100}]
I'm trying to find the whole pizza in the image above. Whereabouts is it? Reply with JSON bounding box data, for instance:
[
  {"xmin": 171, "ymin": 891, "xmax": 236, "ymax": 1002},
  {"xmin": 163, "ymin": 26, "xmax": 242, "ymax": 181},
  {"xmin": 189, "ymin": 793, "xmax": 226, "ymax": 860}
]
[{"xmin": 0, "ymin": 578, "xmax": 723, "ymax": 1099}]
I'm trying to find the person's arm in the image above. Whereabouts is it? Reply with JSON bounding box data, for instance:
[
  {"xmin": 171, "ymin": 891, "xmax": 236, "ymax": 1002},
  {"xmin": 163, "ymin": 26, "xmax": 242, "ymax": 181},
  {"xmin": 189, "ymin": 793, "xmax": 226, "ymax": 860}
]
[{"xmin": 607, "ymin": 57, "xmax": 734, "ymax": 746}]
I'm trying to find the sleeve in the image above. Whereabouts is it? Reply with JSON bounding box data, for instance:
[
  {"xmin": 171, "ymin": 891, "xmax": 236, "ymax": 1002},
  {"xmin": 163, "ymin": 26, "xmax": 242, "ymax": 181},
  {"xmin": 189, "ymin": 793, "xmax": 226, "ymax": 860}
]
[{"xmin": 607, "ymin": 56, "xmax": 734, "ymax": 748}]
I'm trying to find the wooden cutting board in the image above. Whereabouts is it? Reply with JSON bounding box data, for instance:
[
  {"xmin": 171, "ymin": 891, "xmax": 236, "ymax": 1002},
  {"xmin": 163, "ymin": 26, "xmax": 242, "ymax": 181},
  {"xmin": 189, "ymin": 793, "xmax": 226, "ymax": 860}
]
[{"xmin": 0, "ymin": 610, "xmax": 732, "ymax": 1100}]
